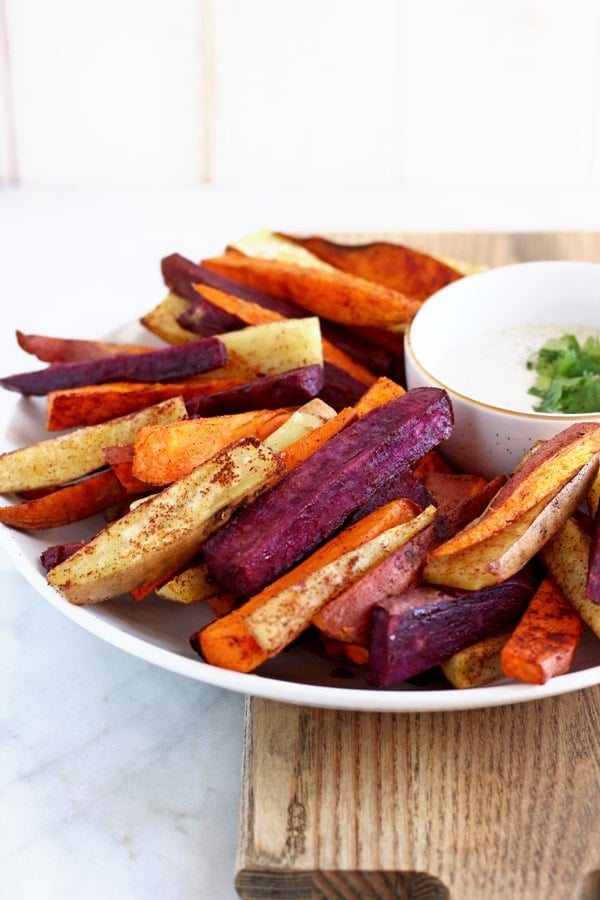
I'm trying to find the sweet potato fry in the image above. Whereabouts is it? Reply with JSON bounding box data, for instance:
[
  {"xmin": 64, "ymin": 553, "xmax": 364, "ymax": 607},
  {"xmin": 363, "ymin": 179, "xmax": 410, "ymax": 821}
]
[
  {"xmin": 440, "ymin": 631, "xmax": 512, "ymax": 689},
  {"xmin": 244, "ymin": 506, "xmax": 436, "ymax": 658},
  {"xmin": 141, "ymin": 293, "xmax": 198, "ymax": 344},
  {"xmin": 203, "ymin": 388, "xmax": 453, "ymax": 597},
  {"xmin": 276, "ymin": 407, "xmax": 355, "ymax": 473},
  {"xmin": 0, "ymin": 469, "xmax": 130, "ymax": 530},
  {"xmin": 156, "ymin": 559, "xmax": 229, "ymax": 604},
  {"xmin": 500, "ymin": 577, "xmax": 584, "ymax": 684},
  {"xmin": 424, "ymin": 458, "xmax": 598, "ymax": 590},
  {"xmin": 185, "ymin": 366, "xmax": 324, "ymax": 418},
  {"xmin": 263, "ymin": 398, "xmax": 336, "ymax": 453},
  {"xmin": 540, "ymin": 516, "xmax": 600, "ymax": 638},
  {"xmin": 46, "ymin": 379, "xmax": 247, "ymax": 430},
  {"xmin": 0, "ymin": 396, "xmax": 187, "ymax": 493},
  {"xmin": 587, "ymin": 514, "xmax": 600, "ymax": 604},
  {"xmin": 276, "ymin": 233, "xmax": 465, "ymax": 301},
  {"xmin": 102, "ymin": 445, "xmax": 151, "ymax": 494},
  {"xmin": 313, "ymin": 522, "xmax": 436, "ymax": 645},
  {"xmin": 201, "ymin": 252, "xmax": 422, "ymax": 329},
  {"xmin": 320, "ymin": 638, "xmax": 370, "ymax": 667},
  {"xmin": 129, "ymin": 566, "xmax": 183, "ymax": 601},
  {"xmin": 195, "ymin": 498, "xmax": 421, "ymax": 673},
  {"xmin": 47, "ymin": 437, "xmax": 283, "ymax": 604},
  {"xmin": 195, "ymin": 284, "xmax": 377, "ymax": 388},
  {"xmin": 352, "ymin": 376, "xmax": 406, "ymax": 416},
  {"xmin": 162, "ymin": 251, "xmax": 305, "ymax": 319},
  {"xmin": 16, "ymin": 330, "xmax": 153, "ymax": 362},
  {"xmin": 132, "ymin": 408, "xmax": 294, "ymax": 485},
  {"xmin": 40, "ymin": 541, "xmax": 87, "ymax": 569},
  {"xmin": 367, "ymin": 567, "xmax": 536, "ymax": 688},
  {"xmin": 165, "ymin": 250, "xmax": 397, "ymax": 378},
  {"xmin": 426, "ymin": 422, "xmax": 600, "ymax": 561},
  {"xmin": 0, "ymin": 338, "xmax": 227, "ymax": 396}
]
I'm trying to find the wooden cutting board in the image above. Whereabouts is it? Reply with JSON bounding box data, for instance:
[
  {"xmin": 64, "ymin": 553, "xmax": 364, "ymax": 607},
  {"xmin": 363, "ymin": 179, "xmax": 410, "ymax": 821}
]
[{"xmin": 235, "ymin": 233, "xmax": 600, "ymax": 900}]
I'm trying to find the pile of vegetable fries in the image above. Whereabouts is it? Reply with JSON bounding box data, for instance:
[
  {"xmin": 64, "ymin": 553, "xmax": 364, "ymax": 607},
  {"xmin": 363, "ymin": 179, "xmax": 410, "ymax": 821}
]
[{"xmin": 1, "ymin": 231, "xmax": 599, "ymax": 690}]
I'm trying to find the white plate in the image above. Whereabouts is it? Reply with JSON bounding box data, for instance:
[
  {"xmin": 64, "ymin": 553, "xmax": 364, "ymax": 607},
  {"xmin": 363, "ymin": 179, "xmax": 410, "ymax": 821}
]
[{"xmin": 2, "ymin": 323, "xmax": 600, "ymax": 713}]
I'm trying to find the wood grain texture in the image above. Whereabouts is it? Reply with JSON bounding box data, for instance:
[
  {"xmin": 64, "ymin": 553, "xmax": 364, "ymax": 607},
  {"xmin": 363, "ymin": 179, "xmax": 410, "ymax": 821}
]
[{"xmin": 235, "ymin": 233, "xmax": 600, "ymax": 900}]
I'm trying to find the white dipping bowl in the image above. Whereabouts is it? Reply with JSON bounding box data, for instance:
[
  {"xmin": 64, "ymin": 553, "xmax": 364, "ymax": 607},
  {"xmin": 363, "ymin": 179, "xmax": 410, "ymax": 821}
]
[{"xmin": 404, "ymin": 260, "xmax": 600, "ymax": 479}]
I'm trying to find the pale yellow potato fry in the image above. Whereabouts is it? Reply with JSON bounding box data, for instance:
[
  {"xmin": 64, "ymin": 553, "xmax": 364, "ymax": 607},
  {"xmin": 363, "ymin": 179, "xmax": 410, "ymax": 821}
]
[
  {"xmin": 156, "ymin": 561, "xmax": 221, "ymax": 604},
  {"xmin": 220, "ymin": 317, "xmax": 323, "ymax": 377},
  {"xmin": 424, "ymin": 457, "xmax": 598, "ymax": 591},
  {"xmin": 441, "ymin": 631, "xmax": 512, "ymax": 689},
  {"xmin": 0, "ymin": 396, "xmax": 187, "ymax": 493},
  {"xmin": 141, "ymin": 292, "xmax": 197, "ymax": 344},
  {"xmin": 244, "ymin": 505, "xmax": 436, "ymax": 657},
  {"xmin": 540, "ymin": 515, "xmax": 600, "ymax": 639},
  {"xmin": 428, "ymin": 424, "xmax": 600, "ymax": 560},
  {"xmin": 263, "ymin": 397, "xmax": 336, "ymax": 453},
  {"xmin": 228, "ymin": 229, "xmax": 335, "ymax": 271},
  {"xmin": 141, "ymin": 305, "xmax": 324, "ymax": 380},
  {"xmin": 48, "ymin": 438, "xmax": 282, "ymax": 605}
]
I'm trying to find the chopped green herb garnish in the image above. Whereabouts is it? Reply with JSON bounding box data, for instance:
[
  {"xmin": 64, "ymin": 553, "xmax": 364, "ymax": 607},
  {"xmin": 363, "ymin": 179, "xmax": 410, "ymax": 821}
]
[{"xmin": 527, "ymin": 333, "xmax": 600, "ymax": 413}]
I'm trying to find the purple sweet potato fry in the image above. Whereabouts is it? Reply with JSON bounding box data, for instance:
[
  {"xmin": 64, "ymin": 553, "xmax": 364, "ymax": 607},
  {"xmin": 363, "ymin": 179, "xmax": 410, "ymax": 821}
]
[
  {"xmin": 318, "ymin": 362, "xmax": 370, "ymax": 411},
  {"xmin": 40, "ymin": 540, "xmax": 87, "ymax": 570},
  {"xmin": 176, "ymin": 297, "xmax": 244, "ymax": 336},
  {"xmin": 203, "ymin": 387, "xmax": 454, "ymax": 597},
  {"xmin": 348, "ymin": 466, "xmax": 435, "ymax": 524},
  {"xmin": 162, "ymin": 253, "xmax": 305, "ymax": 318},
  {"xmin": 163, "ymin": 253, "xmax": 396, "ymax": 376},
  {"xmin": 0, "ymin": 338, "xmax": 227, "ymax": 395},
  {"xmin": 586, "ymin": 508, "xmax": 600, "ymax": 604},
  {"xmin": 367, "ymin": 567, "xmax": 538, "ymax": 687},
  {"xmin": 186, "ymin": 365, "xmax": 324, "ymax": 417}
]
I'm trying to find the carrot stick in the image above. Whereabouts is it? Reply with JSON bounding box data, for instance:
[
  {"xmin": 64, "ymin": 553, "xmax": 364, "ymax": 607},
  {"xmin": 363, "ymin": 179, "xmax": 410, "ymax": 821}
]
[
  {"xmin": 195, "ymin": 498, "xmax": 418, "ymax": 672},
  {"xmin": 500, "ymin": 577, "xmax": 584, "ymax": 684}
]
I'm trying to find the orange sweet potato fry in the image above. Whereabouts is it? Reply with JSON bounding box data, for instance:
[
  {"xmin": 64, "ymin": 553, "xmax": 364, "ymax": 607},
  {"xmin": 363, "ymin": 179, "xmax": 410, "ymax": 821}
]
[
  {"xmin": 132, "ymin": 408, "xmax": 293, "ymax": 485},
  {"xmin": 276, "ymin": 234, "xmax": 465, "ymax": 301},
  {"xmin": 206, "ymin": 593, "xmax": 239, "ymax": 618},
  {"xmin": 352, "ymin": 376, "xmax": 406, "ymax": 417},
  {"xmin": 277, "ymin": 377, "xmax": 406, "ymax": 473},
  {"xmin": 412, "ymin": 449, "xmax": 455, "ymax": 479},
  {"xmin": 278, "ymin": 407, "xmax": 356, "ymax": 472},
  {"xmin": 196, "ymin": 285, "xmax": 376, "ymax": 387},
  {"xmin": 46, "ymin": 378, "xmax": 248, "ymax": 429},
  {"xmin": 130, "ymin": 565, "xmax": 183, "ymax": 601},
  {"xmin": 103, "ymin": 445, "xmax": 152, "ymax": 494},
  {"xmin": 194, "ymin": 498, "xmax": 419, "ymax": 673},
  {"xmin": 201, "ymin": 252, "xmax": 422, "ymax": 329},
  {"xmin": 321, "ymin": 637, "xmax": 369, "ymax": 666},
  {"xmin": 500, "ymin": 577, "xmax": 584, "ymax": 684},
  {"xmin": 0, "ymin": 469, "xmax": 129, "ymax": 530}
]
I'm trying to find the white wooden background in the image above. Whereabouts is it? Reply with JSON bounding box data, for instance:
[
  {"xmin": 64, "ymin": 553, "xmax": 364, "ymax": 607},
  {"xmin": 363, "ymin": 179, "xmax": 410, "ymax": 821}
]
[{"xmin": 2, "ymin": 0, "xmax": 600, "ymax": 193}]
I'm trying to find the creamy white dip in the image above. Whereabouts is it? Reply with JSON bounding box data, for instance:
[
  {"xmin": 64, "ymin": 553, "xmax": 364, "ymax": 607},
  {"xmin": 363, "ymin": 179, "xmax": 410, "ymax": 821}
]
[{"xmin": 435, "ymin": 323, "xmax": 599, "ymax": 413}]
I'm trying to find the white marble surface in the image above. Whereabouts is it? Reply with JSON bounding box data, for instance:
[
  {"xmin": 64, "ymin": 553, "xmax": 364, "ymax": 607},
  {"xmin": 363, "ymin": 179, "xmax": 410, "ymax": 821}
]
[{"xmin": 2, "ymin": 184, "xmax": 600, "ymax": 900}]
